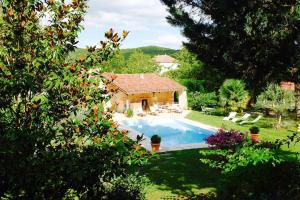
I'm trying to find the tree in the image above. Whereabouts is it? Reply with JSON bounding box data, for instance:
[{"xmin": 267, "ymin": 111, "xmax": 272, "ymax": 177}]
[
  {"xmin": 101, "ymin": 50, "xmax": 127, "ymax": 73},
  {"xmin": 190, "ymin": 92, "xmax": 217, "ymax": 111},
  {"xmin": 0, "ymin": 0, "xmax": 147, "ymax": 198},
  {"xmin": 256, "ymin": 83, "xmax": 295, "ymax": 128},
  {"xmin": 125, "ymin": 49, "xmax": 159, "ymax": 73},
  {"xmin": 165, "ymin": 47, "xmax": 203, "ymax": 79},
  {"xmin": 219, "ymin": 79, "xmax": 250, "ymax": 112},
  {"xmin": 161, "ymin": 0, "xmax": 300, "ymax": 118}
]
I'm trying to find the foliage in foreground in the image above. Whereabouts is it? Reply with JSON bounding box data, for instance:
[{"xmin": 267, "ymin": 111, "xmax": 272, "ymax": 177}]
[
  {"xmin": 198, "ymin": 130, "xmax": 300, "ymax": 199},
  {"xmin": 0, "ymin": 0, "xmax": 148, "ymax": 199},
  {"xmin": 201, "ymin": 131, "xmax": 300, "ymax": 174},
  {"xmin": 187, "ymin": 161, "xmax": 300, "ymax": 200}
]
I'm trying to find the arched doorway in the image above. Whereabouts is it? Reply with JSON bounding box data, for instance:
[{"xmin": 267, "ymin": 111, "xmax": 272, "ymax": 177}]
[
  {"xmin": 174, "ymin": 91, "xmax": 179, "ymax": 104},
  {"xmin": 142, "ymin": 99, "xmax": 148, "ymax": 111}
]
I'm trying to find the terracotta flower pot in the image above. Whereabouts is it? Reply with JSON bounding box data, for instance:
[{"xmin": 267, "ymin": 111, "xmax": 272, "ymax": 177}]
[
  {"xmin": 251, "ymin": 133, "xmax": 260, "ymax": 142},
  {"xmin": 151, "ymin": 143, "xmax": 160, "ymax": 152}
]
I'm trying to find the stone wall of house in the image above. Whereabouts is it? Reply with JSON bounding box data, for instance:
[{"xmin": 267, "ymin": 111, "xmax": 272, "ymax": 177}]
[
  {"xmin": 110, "ymin": 91, "xmax": 127, "ymax": 113},
  {"xmin": 110, "ymin": 90, "xmax": 188, "ymax": 113},
  {"xmin": 128, "ymin": 92, "xmax": 174, "ymax": 106},
  {"xmin": 178, "ymin": 90, "xmax": 188, "ymax": 109}
]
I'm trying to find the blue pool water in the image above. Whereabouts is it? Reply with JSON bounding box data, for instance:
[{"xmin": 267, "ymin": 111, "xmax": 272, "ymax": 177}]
[{"xmin": 121, "ymin": 117, "xmax": 215, "ymax": 147}]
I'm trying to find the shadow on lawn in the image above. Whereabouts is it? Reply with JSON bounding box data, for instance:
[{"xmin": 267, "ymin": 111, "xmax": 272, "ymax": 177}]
[
  {"xmin": 139, "ymin": 147, "xmax": 300, "ymax": 199},
  {"xmin": 139, "ymin": 149, "xmax": 226, "ymax": 197}
]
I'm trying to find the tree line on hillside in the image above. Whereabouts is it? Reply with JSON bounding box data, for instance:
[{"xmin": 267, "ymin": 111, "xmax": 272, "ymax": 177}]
[
  {"xmin": 67, "ymin": 46, "xmax": 178, "ymax": 62},
  {"xmin": 100, "ymin": 49, "xmax": 159, "ymax": 73}
]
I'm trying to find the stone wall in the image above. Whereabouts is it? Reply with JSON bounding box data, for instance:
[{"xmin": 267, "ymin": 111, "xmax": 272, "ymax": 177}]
[
  {"xmin": 128, "ymin": 92, "xmax": 174, "ymax": 106},
  {"xmin": 110, "ymin": 90, "xmax": 188, "ymax": 113},
  {"xmin": 110, "ymin": 91, "xmax": 127, "ymax": 113}
]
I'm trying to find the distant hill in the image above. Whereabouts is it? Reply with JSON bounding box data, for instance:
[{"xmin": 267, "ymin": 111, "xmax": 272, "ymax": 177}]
[
  {"xmin": 67, "ymin": 46, "xmax": 178, "ymax": 62},
  {"xmin": 121, "ymin": 46, "xmax": 178, "ymax": 59}
]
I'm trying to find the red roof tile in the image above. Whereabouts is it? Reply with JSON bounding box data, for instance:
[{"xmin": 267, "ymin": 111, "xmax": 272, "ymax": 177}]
[
  {"xmin": 154, "ymin": 55, "xmax": 176, "ymax": 63},
  {"xmin": 102, "ymin": 73, "xmax": 186, "ymax": 94},
  {"xmin": 280, "ymin": 81, "xmax": 295, "ymax": 91}
]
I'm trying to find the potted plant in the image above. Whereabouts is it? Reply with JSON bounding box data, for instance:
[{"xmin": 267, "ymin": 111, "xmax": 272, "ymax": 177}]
[
  {"xmin": 125, "ymin": 108, "xmax": 133, "ymax": 118},
  {"xmin": 151, "ymin": 134, "xmax": 161, "ymax": 152},
  {"xmin": 249, "ymin": 126, "xmax": 260, "ymax": 142}
]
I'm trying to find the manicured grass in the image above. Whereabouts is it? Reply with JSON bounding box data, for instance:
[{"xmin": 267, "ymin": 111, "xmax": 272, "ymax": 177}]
[
  {"xmin": 140, "ymin": 149, "xmax": 225, "ymax": 200},
  {"xmin": 186, "ymin": 111, "xmax": 300, "ymax": 152}
]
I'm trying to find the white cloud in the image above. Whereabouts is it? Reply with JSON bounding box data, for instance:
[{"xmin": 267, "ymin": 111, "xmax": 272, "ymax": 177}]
[
  {"xmin": 78, "ymin": 0, "xmax": 186, "ymax": 49},
  {"xmin": 145, "ymin": 34, "xmax": 187, "ymax": 49},
  {"xmin": 84, "ymin": 0, "xmax": 169, "ymax": 31}
]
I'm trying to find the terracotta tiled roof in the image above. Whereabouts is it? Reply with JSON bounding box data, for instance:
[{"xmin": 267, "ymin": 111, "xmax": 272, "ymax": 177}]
[
  {"xmin": 154, "ymin": 55, "xmax": 176, "ymax": 63},
  {"xmin": 280, "ymin": 81, "xmax": 295, "ymax": 91},
  {"xmin": 102, "ymin": 73, "xmax": 186, "ymax": 94}
]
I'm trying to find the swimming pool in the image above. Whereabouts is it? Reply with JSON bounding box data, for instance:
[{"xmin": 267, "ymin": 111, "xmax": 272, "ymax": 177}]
[{"xmin": 120, "ymin": 117, "xmax": 216, "ymax": 148}]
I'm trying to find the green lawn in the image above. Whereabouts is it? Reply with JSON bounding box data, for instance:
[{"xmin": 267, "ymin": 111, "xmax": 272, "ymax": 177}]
[
  {"xmin": 141, "ymin": 111, "xmax": 299, "ymax": 199},
  {"xmin": 186, "ymin": 111, "xmax": 300, "ymax": 152},
  {"xmin": 141, "ymin": 149, "xmax": 225, "ymax": 200}
]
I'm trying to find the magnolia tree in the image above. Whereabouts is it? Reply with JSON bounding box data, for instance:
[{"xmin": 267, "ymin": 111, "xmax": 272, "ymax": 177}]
[
  {"xmin": 219, "ymin": 79, "xmax": 250, "ymax": 112},
  {"xmin": 0, "ymin": 0, "xmax": 148, "ymax": 199},
  {"xmin": 256, "ymin": 83, "xmax": 295, "ymax": 128}
]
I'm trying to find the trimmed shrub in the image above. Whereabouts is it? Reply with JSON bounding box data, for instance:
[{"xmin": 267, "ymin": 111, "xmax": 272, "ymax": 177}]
[
  {"xmin": 151, "ymin": 135, "xmax": 161, "ymax": 144},
  {"xmin": 249, "ymin": 126, "xmax": 260, "ymax": 134},
  {"xmin": 205, "ymin": 129, "xmax": 245, "ymax": 149},
  {"xmin": 190, "ymin": 92, "xmax": 218, "ymax": 111},
  {"xmin": 105, "ymin": 175, "xmax": 149, "ymax": 200}
]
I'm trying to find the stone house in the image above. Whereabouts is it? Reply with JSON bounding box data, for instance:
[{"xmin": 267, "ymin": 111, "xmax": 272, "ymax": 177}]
[{"xmin": 102, "ymin": 73, "xmax": 187, "ymax": 113}]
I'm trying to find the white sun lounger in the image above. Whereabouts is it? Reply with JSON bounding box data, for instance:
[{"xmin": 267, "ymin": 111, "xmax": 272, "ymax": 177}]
[
  {"xmin": 149, "ymin": 106, "xmax": 159, "ymax": 115},
  {"xmin": 240, "ymin": 115, "xmax": 262, "ymax": 125},
  {"xmin": 232, "ymin": 113, "xmax": 251, "ymax": 123},
  {"xmin": 136, "ymin": 107, "xmax": 146, "ymax": 117},
  {"xmin": 223, "ymin": 112, "xmax": 237, "ymax": 121},
  {"xmin": 171, "ymin": 104, "xmax": 183, "ymax": 113}
]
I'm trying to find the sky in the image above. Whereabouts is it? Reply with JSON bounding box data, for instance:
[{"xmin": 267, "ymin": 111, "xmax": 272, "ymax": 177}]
[{"xmin": 77, "ymin": 0, "xmax": 186, "ymax": 50}]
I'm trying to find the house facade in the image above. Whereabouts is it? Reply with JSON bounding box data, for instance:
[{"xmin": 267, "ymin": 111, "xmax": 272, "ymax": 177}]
[
  {"xmin": 102, "ymin": 73, "xmax": 187, "ymax": 113},
  {"xmin": 153, "ymin": 55, "xmax": 179, "ymax": 74}
]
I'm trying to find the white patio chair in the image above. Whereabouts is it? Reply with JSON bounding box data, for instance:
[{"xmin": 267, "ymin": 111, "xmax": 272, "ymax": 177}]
[
  {"xmin": 232, "ymin": 113, "xmax": 251, "ymax": 123},
  {"xmin": 136, "ymin": 107, "xmax": 146, "ymax": 117},
  {"xmin": 153, "ymin": 104, "xmax": 163, "ymax": 113},
  {"xmin": 149, "ymin": 106, "xmax": 159, "ymax": 115},
  {"xmin": 173, "ymin": 104, "xmax": 183, "ymax": 113},
  {"xmin": 223, "ymin": 112, "xmax": 237, "ymax": 121},
  {"xmin": 240, "ymin": 115, "xmax": 262, "ymax": 125}
]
